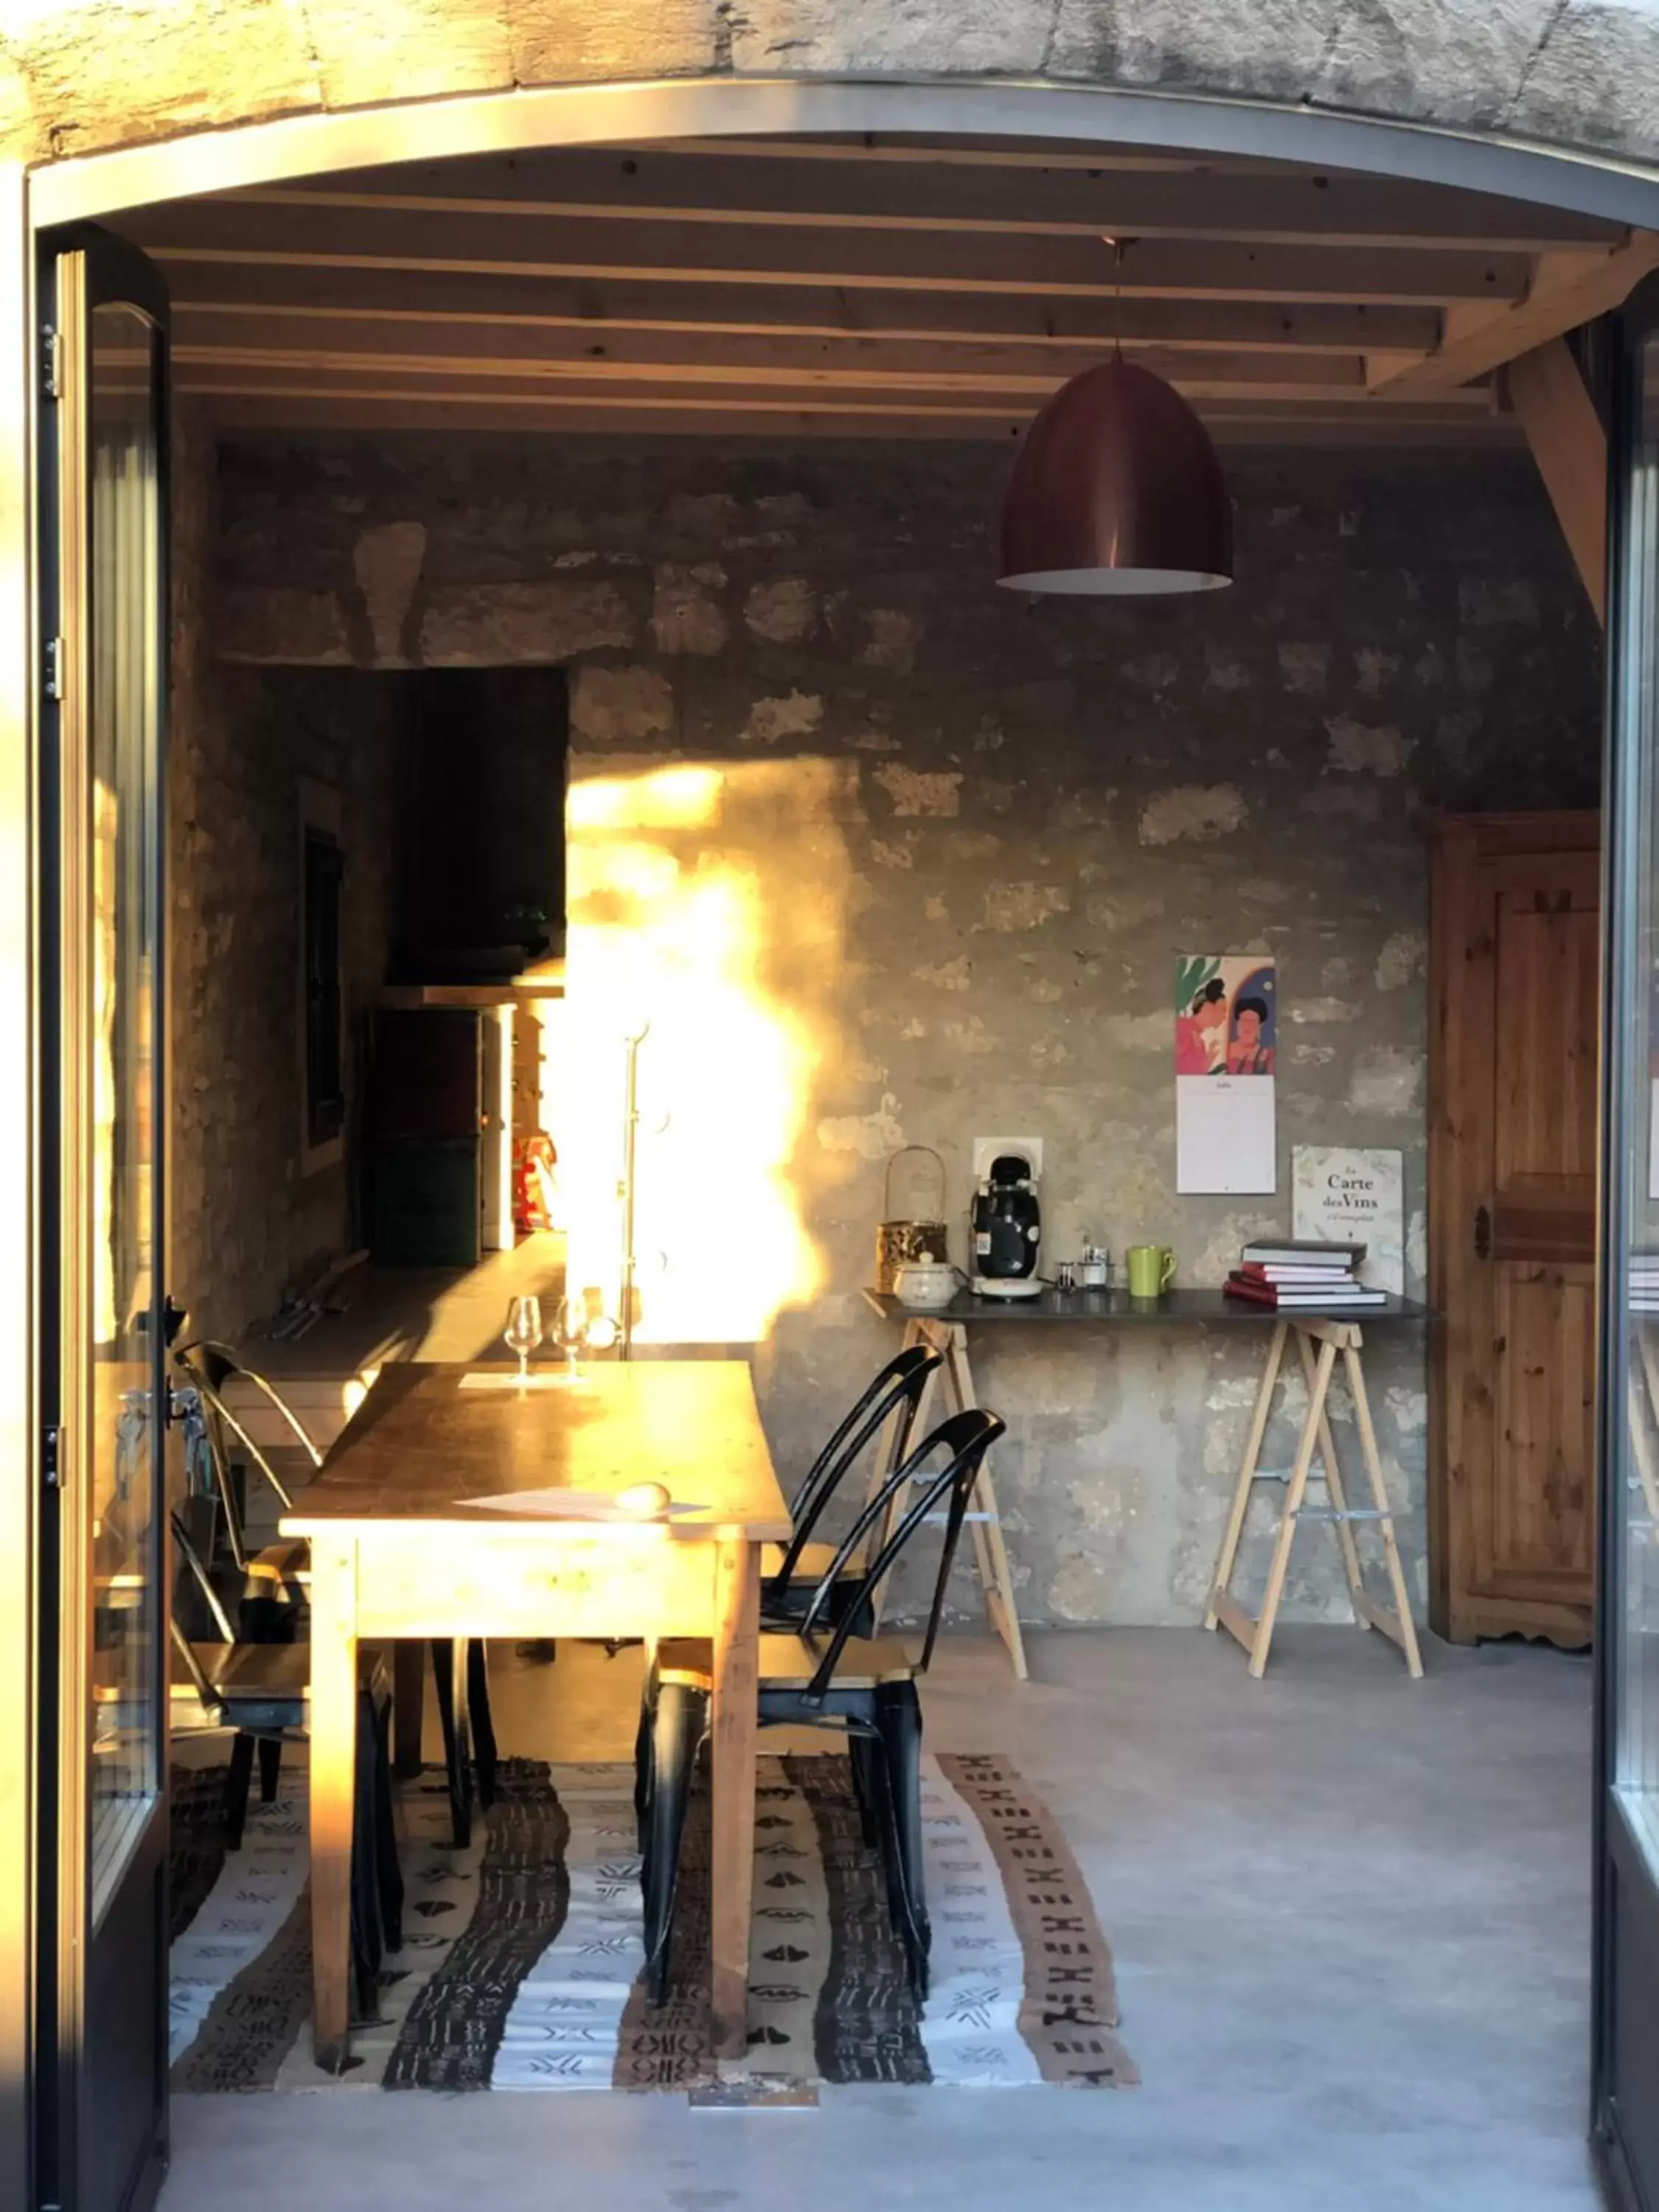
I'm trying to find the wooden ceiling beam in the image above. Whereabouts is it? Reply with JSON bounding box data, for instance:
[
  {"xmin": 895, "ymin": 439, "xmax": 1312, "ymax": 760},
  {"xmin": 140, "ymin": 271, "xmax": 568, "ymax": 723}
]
[
  {"xmin": 1505, "ymin": 337, "xmax": 1607, "ymax": 621},
  {"xmin": 173, "ymin": 319, "xmax": 1391, "ymax": 397},
  {"xmin": 190, "ymin": 387, "xmax": 1523, "ymax": 445},
  {"xmin": 172, "ymin": 364, "xmax": 1499, "ymax": 420},
  {"xmin": 128, "ymin": 199, "xmax": 1534, "ymax": 308},
  {"xmin": 164, "ymin": 267, "xmax": 1444, "ymax": 357},
  {"xmin": 243, "ymin": 151, "xmax": 1624, "ymax": 254},
  {"xmin": 1371, "ymin": 234, "xmax": 1659, "ymax": 392}
]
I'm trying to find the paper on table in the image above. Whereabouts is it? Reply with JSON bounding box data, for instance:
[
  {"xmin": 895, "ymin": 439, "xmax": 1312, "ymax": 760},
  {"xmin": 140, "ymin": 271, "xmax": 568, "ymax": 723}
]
[{"xmin": 457, "ymin": 1487, "xmax": 705, "ymax": 1520}]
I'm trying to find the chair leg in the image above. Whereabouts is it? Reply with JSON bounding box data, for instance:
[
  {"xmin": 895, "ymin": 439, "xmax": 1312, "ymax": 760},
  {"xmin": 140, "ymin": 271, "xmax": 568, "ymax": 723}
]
[
  {"xmin": 641, "ymin": 1682, "xmax": 707, "ymax": 2006},
  {"xmin": 847, "ymin": 1730, "xmax": 882, "ymax": 1849},
  {"xmin": 392, "ymin": 1639, "xmax": 425, "ymax": 1780},
  {"xmin": 239, "ymin": 1592, "xmax": 282, "ymax": 1643},
  {"xmin": 633, "ymin": 1688, "xmax": 653, "ymax": 1854},
  {"xmin": 854, "ymin": 1724, "xmax": 909, "ymax": 1959},
  {"xmin": 225, "ymin": 1732, "xmax": 256, "ymax": 1850},
  {"xmin": 633, "ymin": 1638, "xmax": 663, "ymax": 1855},
  {"xmin": 431, "ymin": 1636, "xmax": 474, "ymax": 1848},
  {"xmin": 371, "ymin": 1692, "xmax": 403, "ymax": 1954},
  {"xmin": 875, "ymin": 1683, "xmax": 931, "ymax": 2000},
  {"xmin": 350, "ymin": 1686, "xmax": 384, "ymax": 2020},
  {"xmin": 257, "ymin": 1735, "xmax": 282, "ymax": 1804},
  {"xmin": 467, "ymin": 1639, "xmax": 498, "ymax": 1808}
]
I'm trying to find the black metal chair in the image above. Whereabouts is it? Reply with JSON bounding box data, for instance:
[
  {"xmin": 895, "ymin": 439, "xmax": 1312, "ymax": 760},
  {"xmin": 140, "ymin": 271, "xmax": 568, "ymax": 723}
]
[
  {"xmin": 164, "ymin": 1513, "xmax": 403, "ymax": 2018},
  {"xmin": 171, "ymin": 1338, "xmax": 318, "ymax": 1634},
  {"xmin": 630, "ymin": 1343, "xmax": 943, "ymax": 1847},
  {"xmin": 172, "ymin": 1339, "xmax": 497, "ymax": 1846},
  {"xmin": 636, "ymin": 1404, "xmax": 1005, "ymax": 2006},
  {"xmin": 759, "ymin": 1342, "xmax": 944, "ymax": 1631}
]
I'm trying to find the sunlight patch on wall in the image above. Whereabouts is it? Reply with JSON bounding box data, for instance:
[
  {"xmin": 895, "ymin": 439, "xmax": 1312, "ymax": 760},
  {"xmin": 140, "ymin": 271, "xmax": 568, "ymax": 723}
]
[{"xmin": 556, "ymin": 757, "xmax": 852, "ymax": 1345}]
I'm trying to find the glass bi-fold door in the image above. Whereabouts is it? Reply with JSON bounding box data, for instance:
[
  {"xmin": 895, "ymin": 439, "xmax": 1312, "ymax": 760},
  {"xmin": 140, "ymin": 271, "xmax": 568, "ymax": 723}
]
[{"xmin": 38, "ymin": 227, "xmax": 172, "ymax": 2212}]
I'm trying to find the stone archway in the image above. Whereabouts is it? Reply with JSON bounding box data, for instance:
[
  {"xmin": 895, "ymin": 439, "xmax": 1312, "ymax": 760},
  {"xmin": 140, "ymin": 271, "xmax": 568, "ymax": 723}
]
[{"xmin": 9, "ymin": 0, "xmax": 1659, "ymax": 203}]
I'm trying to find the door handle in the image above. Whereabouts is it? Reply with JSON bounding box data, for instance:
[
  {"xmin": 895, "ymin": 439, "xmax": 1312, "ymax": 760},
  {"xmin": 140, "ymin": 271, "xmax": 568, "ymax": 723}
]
[{"xmin": 1474, "ymin": 1206, "xmax": 1492, "ymax": 1260}]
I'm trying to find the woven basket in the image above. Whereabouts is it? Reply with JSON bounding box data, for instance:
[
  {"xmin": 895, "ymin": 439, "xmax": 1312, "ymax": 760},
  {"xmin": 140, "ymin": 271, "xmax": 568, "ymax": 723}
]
[{"xmin": 875, "ymin": 1146, "xmax": 949, "ymax": 1294}]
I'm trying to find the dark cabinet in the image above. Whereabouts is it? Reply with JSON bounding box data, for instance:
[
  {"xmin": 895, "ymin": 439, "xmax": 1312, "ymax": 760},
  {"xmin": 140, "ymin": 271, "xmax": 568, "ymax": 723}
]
[{"xmin": 369, "ymin": 1008, "xmax": 483, "ymax": 1265}]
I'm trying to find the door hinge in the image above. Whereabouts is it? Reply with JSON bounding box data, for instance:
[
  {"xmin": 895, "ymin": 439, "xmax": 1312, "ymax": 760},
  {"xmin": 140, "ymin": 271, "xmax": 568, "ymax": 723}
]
[
  {"xmin": 1474, "ymin": 1204, "xmax": 1492, "ymax": 1260},
  {"xmin": 42, "ymin": 1422, "xmax": 62, "ymax": 1490},
  {"xmin": 43, "ymin": 635, "xmax": 63, "ymax": 700},
  {"xmin": 41, "ymin": 323, "xmax": 61, "ymax": 400}
]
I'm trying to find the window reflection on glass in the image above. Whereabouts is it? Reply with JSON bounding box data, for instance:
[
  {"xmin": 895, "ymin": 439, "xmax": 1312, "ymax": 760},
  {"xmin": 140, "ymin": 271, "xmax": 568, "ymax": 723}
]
[{"xmin": 87, "ymin": 300, "xmax": 161, "ymax": 1913}]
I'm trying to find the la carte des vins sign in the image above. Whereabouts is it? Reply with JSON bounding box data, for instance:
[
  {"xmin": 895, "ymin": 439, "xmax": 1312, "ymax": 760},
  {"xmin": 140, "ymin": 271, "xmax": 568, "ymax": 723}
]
[{"xmin": 1291, "ymin": 1145, "xmax": 1404, "ymax": 1295}]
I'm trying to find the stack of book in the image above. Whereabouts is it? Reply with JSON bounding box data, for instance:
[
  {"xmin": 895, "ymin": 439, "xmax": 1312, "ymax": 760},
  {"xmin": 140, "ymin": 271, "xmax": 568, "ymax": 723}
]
[{"xmin": 1223, "ymin": 1239, "xmax": 1385, "ymax": 1309}]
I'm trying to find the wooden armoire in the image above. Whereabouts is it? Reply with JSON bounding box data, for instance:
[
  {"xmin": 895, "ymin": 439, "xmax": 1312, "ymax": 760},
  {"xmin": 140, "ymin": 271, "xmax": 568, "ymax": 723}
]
[{"xmin": 1429, "ymin": 812, "xmax": 1599, "ymax": 1646}]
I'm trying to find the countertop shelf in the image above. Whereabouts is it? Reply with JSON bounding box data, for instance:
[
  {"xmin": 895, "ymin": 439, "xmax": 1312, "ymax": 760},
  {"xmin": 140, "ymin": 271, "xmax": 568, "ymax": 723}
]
[{"xmin": 862, "ymin": 1286, "xmax": 1433, "ymax": 1326}]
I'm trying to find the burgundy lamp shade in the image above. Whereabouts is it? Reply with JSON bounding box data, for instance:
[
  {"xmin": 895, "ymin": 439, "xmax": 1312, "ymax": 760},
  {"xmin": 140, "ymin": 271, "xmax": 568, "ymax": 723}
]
[{"xmin": 998, "ymin": 358, "xmax": 1233, "ymax": 595}]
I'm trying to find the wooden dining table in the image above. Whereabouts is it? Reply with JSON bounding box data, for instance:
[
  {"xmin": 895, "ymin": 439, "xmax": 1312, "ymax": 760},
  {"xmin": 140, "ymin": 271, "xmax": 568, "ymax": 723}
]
[{"xmin": 279, "ymin": 1358, "xmax": 792, "ymax": 2071}]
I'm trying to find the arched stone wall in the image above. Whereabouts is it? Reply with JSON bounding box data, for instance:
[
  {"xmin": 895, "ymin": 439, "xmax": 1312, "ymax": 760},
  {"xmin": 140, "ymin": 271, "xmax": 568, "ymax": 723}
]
[{"xmin": 4, "ymin": 0, "xmax": 1658, "ymax": 178}]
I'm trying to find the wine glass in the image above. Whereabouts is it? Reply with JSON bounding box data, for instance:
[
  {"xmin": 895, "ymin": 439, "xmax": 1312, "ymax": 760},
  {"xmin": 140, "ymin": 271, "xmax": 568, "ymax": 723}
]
[
  {"xmin": 503, "ymin": 1295, "xmax": 543, "ymax": 1385},
  {"xmin": 551, "ymin": 1294, "xmax": 588, "ymax": 1385}
]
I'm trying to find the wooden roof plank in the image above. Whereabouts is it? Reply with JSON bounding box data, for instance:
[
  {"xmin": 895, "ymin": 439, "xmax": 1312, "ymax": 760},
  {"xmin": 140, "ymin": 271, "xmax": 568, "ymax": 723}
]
[
  {"xmin": 128, "ymin": 198, "xmax": 1533, "ymax": 307},
  {"xmin": 163, "ymin": 265, "xmax": 1444, "ymax": 355},
  {"xmin": 236, "ymin": 150, "xmax": 1625, "ymax": 253},
  {"xmin": 192, "ymin": 389, "xmax": 1525, "ymax": 446},
  {"xmin": 172, "ymin": 364, "xmax": 1497, "ymax": 414},
  {"xmin": 172, "ymin": 319, "xmax": 1380, "ymax": 395}
]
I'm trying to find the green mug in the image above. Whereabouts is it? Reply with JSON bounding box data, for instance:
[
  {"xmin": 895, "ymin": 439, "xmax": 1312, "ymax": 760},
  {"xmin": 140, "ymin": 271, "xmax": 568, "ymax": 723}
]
[{"xmin": 1126, "ymin": 1244, "xmax": 1177, "ymax": 1298}]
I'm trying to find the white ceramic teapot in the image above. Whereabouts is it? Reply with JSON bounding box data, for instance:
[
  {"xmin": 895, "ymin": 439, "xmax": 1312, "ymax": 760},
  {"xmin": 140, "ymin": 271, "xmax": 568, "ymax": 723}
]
[{"xmin": 892, "ymin": 1259, "xmax": 959, "ymax": 1310}]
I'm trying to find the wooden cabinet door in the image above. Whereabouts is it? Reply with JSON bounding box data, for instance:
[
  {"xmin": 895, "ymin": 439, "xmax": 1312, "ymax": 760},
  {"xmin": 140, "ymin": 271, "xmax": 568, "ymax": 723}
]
[{"xmin": 1430, "ymin": 813, "xmax": 1600, "ymax": 1645}]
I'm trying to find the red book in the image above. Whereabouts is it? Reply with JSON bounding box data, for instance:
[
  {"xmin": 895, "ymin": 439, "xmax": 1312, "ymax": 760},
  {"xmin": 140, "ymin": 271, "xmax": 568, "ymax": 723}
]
[
  {"xmin": 1225, "ymin": 1273, "xmax": 1386, "ymax": 1308},
  {"xmin": 1238, "ymin": 1261, "xmax": 1357, "ymax": 1284}
]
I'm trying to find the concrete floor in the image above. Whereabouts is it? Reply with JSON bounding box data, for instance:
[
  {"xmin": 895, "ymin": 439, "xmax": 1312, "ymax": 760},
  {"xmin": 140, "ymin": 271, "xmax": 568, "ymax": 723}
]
[{"xmin": 159, "ymin": 1625, "xmax": 1599, "ymax": 2212}]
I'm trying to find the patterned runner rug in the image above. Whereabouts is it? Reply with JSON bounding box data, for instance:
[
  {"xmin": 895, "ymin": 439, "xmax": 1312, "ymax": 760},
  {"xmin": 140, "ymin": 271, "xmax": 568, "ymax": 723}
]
[{"xmin": 170, "ymin": 1751, "xmax": 1135, "ymax": 2093}]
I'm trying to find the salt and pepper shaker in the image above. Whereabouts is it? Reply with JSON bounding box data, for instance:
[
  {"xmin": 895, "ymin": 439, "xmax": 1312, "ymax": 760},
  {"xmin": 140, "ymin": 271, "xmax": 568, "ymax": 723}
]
[{"xmin": 1080, "ymin": 1242, "xmax": 1110, "ymax": 1289}]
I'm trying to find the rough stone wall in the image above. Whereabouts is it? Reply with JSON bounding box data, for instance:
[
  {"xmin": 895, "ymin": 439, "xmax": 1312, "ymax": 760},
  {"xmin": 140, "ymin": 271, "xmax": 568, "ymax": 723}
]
[
  {"xmin": 6, "ymin": 1, "xmax": 1659, "ymax": 173},
  {"xmin": 169, "ymin": 416, "xmax": 397, "ymax": 1340},
  {"xmin": 198, "ymin": 430, "xmax": 1601, "ymax": 1624}
]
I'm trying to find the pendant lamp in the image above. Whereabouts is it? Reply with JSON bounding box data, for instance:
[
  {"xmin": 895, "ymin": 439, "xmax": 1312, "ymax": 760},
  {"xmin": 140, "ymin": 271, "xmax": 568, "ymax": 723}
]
[{"xmin": 998, "ymin": 356, "xmax": 1233, "ymax": 596}]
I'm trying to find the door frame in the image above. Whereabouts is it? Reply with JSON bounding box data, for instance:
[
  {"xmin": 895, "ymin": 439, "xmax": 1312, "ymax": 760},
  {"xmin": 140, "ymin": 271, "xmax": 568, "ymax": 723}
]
[
  {"xmin": 0, "ymin": 153, "xmax": 39, "ymax": 2212},
  {"xmin": 32, "ymin": 226, "xmax": 173, "ymax": 2212},
  {"xmin": 1427, "ymin": 808, "xmax": 1602, "ymax": 1646},
  {"xmin": 4, "ymin": 63, "xmax": 1659, "ymax": 2212},
  {"xmin": 1592, "ymin": 264, "xmax": 1659, "ymax": 2212}
]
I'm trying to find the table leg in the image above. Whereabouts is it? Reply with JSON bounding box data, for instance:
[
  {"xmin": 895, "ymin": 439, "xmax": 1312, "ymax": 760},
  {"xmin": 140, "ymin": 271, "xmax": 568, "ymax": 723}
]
[
  {"xmin": 709, "ymin": 1536, "xmax": 759, "ymax": 2065},
  {"xmin": 392, "ymin": 1639, "xmax": 425, "ymax": 1778},
  {"xmin": 1343, "ymin": 1340, "xmax": 1426, "ymax": 1681},
  {"xmin": 943, "ymin": 1324, "xmax": 1029, "ymax": 1680},
  {"xmin": 1295, "ymin": 1326, "xmax": 1367, "ymax": 1610},
  {"xmin": 308, "ymin": 1535, "xmax": 358, "ymax": 2071},
  {"xmin": 1206, "ymin": 1320, "xmax": 1286, "ymax": 1631},
  {"xmin": 1249, "ymin": 1336, "xmax": 1337, "ymax": 1678}
]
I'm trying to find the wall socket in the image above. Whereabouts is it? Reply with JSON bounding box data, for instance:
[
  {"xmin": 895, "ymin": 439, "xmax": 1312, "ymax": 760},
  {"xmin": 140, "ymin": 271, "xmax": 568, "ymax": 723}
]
[{"xmin": 973, "ymin": 1135, "xmax": 1044, "ymax": 1183}]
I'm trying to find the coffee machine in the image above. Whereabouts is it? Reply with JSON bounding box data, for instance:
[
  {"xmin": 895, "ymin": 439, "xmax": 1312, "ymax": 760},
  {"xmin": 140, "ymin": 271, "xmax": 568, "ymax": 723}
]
[{"xmin": 970, "ymin": 1152, "xmax": 1043, "ymax": 1297}]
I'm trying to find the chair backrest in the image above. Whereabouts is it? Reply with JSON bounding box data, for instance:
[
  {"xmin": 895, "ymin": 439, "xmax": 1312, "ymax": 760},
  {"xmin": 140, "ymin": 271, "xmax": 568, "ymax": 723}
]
[
  {"xmin": 170, "ymin": 1505, "xmax": 237, "ymax": 1643},
  {"xmin": 173, "ymin": 1339, "xmax": 321, "ymax": 1568},
  {"xmin": 771, "ymin": 1344, "xmax": 943, "ymax": 1586},
  {"xmin": 167, "ymin": 1506, "xmax": 232, "ymax": 1726},
  {"xmin": 795, "ymin": 1405, "xmax": 1005, "ymax": 1703}
]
